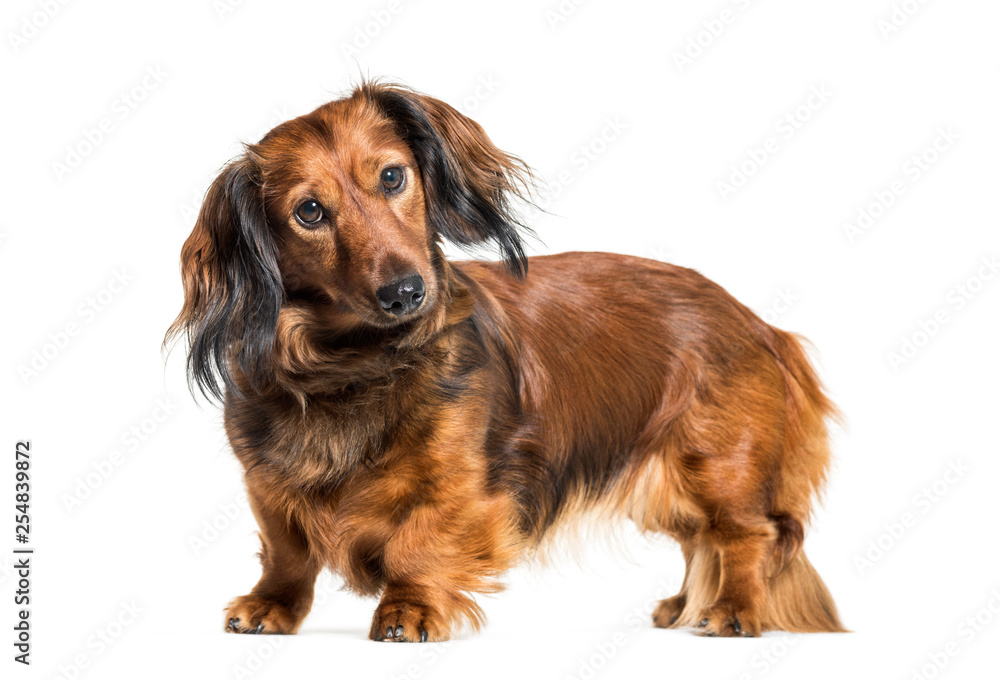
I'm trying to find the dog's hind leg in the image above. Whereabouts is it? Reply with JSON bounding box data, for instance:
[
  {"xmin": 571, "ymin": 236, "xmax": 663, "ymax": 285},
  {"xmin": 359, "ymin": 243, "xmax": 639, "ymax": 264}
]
[
  {"xmin": 659, "ymin": 388, "xmax": 784, "ymax": 637},
  {"xmin": 651, "ymin": 538, "xmax": 695, "ymax": 628},
  {"xmin": 686, "ymin": 518, "xmax": 775, "ymax": 637}
]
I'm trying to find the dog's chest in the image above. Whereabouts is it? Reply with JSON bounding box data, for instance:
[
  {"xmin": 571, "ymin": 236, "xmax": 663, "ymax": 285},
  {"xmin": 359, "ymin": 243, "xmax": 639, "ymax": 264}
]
[
  {"xmin": 253, "ymin": 404, "xmax": 440, "ymax": 593},
  {"xmin": 228, "ymin": 388, "xmax": 401, "ymax": 488}
]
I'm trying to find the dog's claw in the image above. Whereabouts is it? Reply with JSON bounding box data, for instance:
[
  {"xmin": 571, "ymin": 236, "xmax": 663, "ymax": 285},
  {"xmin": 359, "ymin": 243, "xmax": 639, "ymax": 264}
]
[
  {"xmin": 255, "ymin": 623, "xmax": 264, "ymax": 634},
  {"xmin": 395, "ymin": 625, "xmax": 403, "ymax": 638},
  {"xmin": 698, "ymin": 618, "xmax": 709, "ymax": 628},
  {"xmin": 386, "ymin": 626, "xmax": 394, "ymax": 639},
  {"xmin": 228, "ymin": 617, "xmax": 240, "ymax": 631},
  {"xmin": 733, "ymin": 619, "xmax": 741, "ymax": 634},
  {"xmin": 420, "ymin": 630, "xmax": 428, "ymax": 642}
]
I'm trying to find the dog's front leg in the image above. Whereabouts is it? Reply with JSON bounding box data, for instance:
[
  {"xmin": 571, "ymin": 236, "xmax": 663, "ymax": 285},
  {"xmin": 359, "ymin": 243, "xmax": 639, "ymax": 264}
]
[
  {"xmin": 369, "ymin": 581, "xmax": 456, "ymax": 643},
  {"xmin": 366, "ymin": 495, "xmax": 515, "ymax": 643},
  {"xmin": 224, "ymin": 482, "xmax": 321, "ymax": 634}
]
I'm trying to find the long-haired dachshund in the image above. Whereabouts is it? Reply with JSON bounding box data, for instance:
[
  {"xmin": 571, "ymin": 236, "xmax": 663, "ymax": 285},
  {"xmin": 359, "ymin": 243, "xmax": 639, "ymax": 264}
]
[{"xmin": 167, "ymin": 81, "xmax": 843, "ymax": 640}]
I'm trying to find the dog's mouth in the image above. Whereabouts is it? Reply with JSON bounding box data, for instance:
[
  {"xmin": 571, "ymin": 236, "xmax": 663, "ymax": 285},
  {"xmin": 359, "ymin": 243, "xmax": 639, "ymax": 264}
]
[
  {"xmin": 370, "ymin": 294, "xmax": 432, "ymax": 328},
  {"xmin": 283, "ymin": 276, "xmax": 436, "ymax": 338}
]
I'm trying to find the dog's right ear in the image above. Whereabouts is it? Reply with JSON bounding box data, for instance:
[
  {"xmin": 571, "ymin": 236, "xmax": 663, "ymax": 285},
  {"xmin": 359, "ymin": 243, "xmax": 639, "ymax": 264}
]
[{"xmin": 165, "ymin": 156, "xmax": 283, "ymax": 402}]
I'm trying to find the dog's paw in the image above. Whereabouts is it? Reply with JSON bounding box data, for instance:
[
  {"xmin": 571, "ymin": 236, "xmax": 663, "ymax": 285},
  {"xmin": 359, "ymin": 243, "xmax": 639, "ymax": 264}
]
[
  {"xmin": 692, "ymin": 601, "xmax": 761, "ymax": 637},
  {"xmin": 369, "ymin": 601, "xmax": 446, "ymax": 642},
  {"xmin": 652, "ymin": 594, "xmax": 687, "ymax": 628},
  {"xmin": 224, "ymin": 594, "xmax": 303, "ymax": 635}
]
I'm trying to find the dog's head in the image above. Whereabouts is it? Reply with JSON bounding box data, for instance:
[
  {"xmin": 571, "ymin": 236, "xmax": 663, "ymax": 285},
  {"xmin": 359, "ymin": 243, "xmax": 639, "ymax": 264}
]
[{"xmin": 167, "ymin": 82, "xmax": 533, "ymax": 400}]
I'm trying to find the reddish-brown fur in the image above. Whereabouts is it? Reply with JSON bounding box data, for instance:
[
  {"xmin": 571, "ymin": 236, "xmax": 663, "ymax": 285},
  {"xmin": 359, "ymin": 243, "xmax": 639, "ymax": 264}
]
[{"xmin": 167, "ymin": 82, "xmax": 844, "ymax": 640}]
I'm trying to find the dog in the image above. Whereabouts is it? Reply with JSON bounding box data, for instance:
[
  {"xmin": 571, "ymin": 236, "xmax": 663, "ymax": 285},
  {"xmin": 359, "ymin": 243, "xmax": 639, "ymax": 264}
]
[{"xmin": 166, "ymin": 81, "xmax": 844, "ymax": 641}]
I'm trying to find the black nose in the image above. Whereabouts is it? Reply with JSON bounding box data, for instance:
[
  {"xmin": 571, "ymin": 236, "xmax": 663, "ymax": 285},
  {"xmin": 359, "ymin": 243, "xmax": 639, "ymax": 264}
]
[{"xmin": 376, "ymin": 274, "xmax": 426, "ymax": 316}]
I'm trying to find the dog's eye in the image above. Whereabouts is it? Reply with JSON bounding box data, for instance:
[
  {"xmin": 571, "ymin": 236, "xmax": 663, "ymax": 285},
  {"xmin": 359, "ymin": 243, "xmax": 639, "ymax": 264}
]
[
  {"xmin": 295, "ymin": 199, "xmax": 324, "ymax": 226},
  {"xmin": 380, "ymin": 167, "xmax": 405, "ymax": 193}
]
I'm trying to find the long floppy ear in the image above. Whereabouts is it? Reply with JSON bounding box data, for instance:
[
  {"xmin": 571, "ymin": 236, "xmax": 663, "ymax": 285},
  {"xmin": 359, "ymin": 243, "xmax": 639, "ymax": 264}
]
[
  {"xmin": 362, "ymin": 83, "xmax": 535, "ymax": 277},
  {"xmin": 165, "ymin": 156, "xmax": 283, "ymax": 402}
]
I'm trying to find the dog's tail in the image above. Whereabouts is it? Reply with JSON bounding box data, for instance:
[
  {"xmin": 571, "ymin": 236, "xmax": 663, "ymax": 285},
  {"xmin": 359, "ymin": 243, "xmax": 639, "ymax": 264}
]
[
  {"xmin": 677, "ymin": 537, "xmax": 845, "ymax": 633},
  {"xmin": 754, "ymin": 321, "xmax": 845, "ymax": 632},
  {"xmin": 762, "ymin": 548, "xmax": 846, "ymax": 632}
]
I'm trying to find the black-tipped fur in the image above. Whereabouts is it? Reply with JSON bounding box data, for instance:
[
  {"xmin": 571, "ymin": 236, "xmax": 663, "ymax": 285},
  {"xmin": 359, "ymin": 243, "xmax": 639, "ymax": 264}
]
[{"xmin": 167, "ymin": 157, "xmax": 284, "ymax": 401}]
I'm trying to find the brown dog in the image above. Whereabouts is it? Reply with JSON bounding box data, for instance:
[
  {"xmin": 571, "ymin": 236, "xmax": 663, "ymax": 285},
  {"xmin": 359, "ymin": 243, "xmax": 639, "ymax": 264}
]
[{"xmin": 167, "ymin": 81, "xmax": 843, "ymax": 641}]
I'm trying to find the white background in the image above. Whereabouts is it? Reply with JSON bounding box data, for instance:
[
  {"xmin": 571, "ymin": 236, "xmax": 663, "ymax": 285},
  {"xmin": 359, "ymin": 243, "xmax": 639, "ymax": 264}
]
[{"xmin": 2, "ymin": 0, "xmax": 999, "ymax": 678}]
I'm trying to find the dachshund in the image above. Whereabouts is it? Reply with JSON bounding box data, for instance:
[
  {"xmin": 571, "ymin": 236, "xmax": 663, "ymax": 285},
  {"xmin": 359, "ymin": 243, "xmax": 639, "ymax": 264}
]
[{"xmin": 166, "ymin": 81, "xmax": 844, "ymax": 641}]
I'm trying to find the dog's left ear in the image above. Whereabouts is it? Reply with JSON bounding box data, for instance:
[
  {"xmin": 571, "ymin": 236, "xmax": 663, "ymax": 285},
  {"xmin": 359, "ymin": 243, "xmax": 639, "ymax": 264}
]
[{"xmin": 363, "ymin": 83, "xmax": 535, "ymax": 277}]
